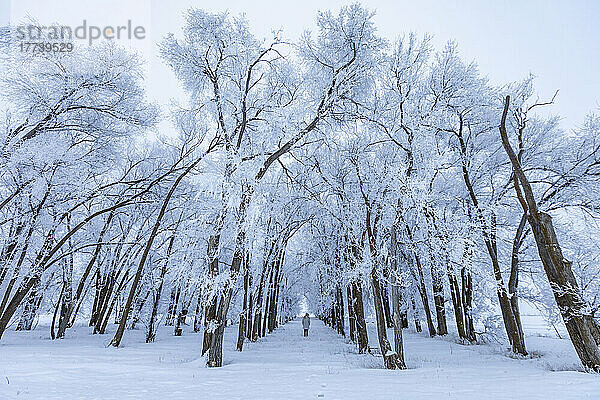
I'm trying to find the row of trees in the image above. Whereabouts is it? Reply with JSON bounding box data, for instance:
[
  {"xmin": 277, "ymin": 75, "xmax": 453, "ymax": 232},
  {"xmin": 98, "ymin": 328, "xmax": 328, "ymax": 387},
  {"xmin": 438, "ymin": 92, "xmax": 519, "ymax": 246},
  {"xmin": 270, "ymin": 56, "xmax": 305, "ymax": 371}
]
[{"xmin": 1, "ymin": 5, "xmax": 599, "ymax": 371}]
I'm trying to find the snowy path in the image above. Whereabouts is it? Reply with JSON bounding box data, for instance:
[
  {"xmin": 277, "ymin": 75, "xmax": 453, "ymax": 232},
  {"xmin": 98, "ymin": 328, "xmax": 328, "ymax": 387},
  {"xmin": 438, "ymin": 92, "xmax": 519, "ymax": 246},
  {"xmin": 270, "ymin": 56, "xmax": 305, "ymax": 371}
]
[{"xmin": 1, "ymin": 319, "xmax": 599, "ymax": 399}]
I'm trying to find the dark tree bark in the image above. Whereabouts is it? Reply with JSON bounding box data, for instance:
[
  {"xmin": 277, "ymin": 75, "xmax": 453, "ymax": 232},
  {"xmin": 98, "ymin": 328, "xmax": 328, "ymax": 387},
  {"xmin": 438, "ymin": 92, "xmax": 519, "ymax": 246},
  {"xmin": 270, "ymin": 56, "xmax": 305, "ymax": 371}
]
[
  {"xmin": 346, "ymin": 285, "xmax": 356, "ymax": 342},
  {"xmin": 448, "ymin": 265, "xmax": 466, "ymax": 339},
  {"xmin": 56, "ymin": 212, "xmax": 114, "ymax": 338},
  {"xmin": 93, "ymin": 270, "xmax": 117, "ymax": 334},
  {"xmin": 359, "ymin": 188, "xmax": 403, "ymax": 369},
  {"xmin": 146, "ymin": 262, "xmax": 167, "ymax": 343},
  {"xmin": 237, "ymin": 253, "xmax": 250, "ymax": 351},
  {"xmin": 335, "ymin": 286, "xmax": 345, "ymax": 336},
  {"xmin": 251, "ymin": 241, "xmax": 273, "ymax": 341},
  {"xmin": 131, "ymin": 287, "xmax": 152, "ymax": 330},
  {"xmin": 193, "ymin": 291, "xmax": 203, "ymax": 333},
  {"xmin": 166, "ymin": 287, "xmax": 180, "ymax": 326},
  {"xmin": 90, "ymin": 269, "xmax": 102, "ymax": 327},
  {"xmin": 380, "ymin": 267, "xmax": 393, "ymax": 329},
  {"xmin": 499, "ymin": 95, "xmax": 600, "ymax": 371},
  {"xmin": 508, "ymin": 212, "xmax": 527, "ymax": 349},
  {"xmin": 411, "ymin": 296, "xmax": 422, "ymax": 333},
  {"xmin": 401, "ymin": 220, "xmax": 436, "ymax": 337},
  {"xmin": 460, "ymin": 248, "xmax": 476, "ymax": 342},
  {"xmin": 50, "ymin": 284, "xmax": 63, "ymax": 339},
  {"xmin": 389, "ymin": 225, "xmax": 407, "ymax": 369},
  {"xmin": 16, "ymin": 279, "xmax": 43, "ymax": 331},
  {"xmin": 424, "ymin": 207, "xmax": 448, "ymax": 336},
  {"xmin": 350, "ymin": 280, "xmax": 369, "ymax": 353},
  {"xmin": 245, "ymin": 275, "xmax": 254, "ymax": 339},
  {"xmin": 98, "ymin": 270, "xmax": 130, "ymax": 335}
]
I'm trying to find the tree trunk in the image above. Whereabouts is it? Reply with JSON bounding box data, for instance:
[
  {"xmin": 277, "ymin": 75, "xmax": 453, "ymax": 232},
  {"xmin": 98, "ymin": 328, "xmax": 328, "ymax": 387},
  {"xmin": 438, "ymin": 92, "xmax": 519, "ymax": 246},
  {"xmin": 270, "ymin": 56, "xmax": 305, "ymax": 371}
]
[
  {"xmin": 461, "ymin": 256, "xmax": 476, "ymax": 342},
  {"xmin": 57, "ymin": 213, "xmax": 112, "ymax": 339},
  {"xmin": 370, "ymin": 267, "xmax": 403, "ymax": 369},
  {"xmin": 56, "ymin": 257, "xmax": 73, "ymax": 338},
  {"xmin": 351, "ymin": 281, "xmax": 368, "ymax": 353},
  {"xmin": 246, "ymin": 278, "xmax": 254, "ymax": 339},
  {"xmin": 431, "ymin": 265, "xmax": 447, "ymax": 336},
  {"xmin": 391, "ymin": 285, "xmax": 407, "ymax": 369},
  {"xmin": 346, "ymin": 285, "xmax": 356, "ymax": 342},
  {"xmin": 94, "ymin": 271, "xmax": 117, "ymax": 334},
  {"xmin": 335, "ymin": 286, "xmax": 345, "ymax": 336},
  {"xmin": 146, "ymin": 263, "xmax": 167, "ymax": 343},
  {"xmin": 531, "ymin": 212, "xmax": 600, "ymax": 369},
  {"xmin": 90, "ymin": 269, "xmax": 102, "ymax": 327},
  {"xmin": 508, "ymin": 212, "xmax": 527, "ymax": 350},
  {"xmin": 380, "ymin": 266, "xmax": 393, "ymax": 329},
  {"xmin": 414, "ymin": 256, "xmax": 436, "ymax": 337},
  {"xmin": 193, "ymin": 291, "xmax": 203, "ymax": 333},
  {"xmin": 237, "ymin": 254, "xmax": 250, "ymax": 351},
  {"xmin": 131, "ymin": 286, "xmax": 151, "ymax": 330},
  {"xmin": 402, "ymin": 221, "xmax": 436, "ymax": 337},
  {"xmin": 389, "ymin": 225, "xmax": 407, "ymax": 368},
  {"xmin": 498, "ymin": 95, "xmax": 600, "ymax": 371},
  {"xmin": 448, "ymin": 268, "xmax": 466, "ymax": 339},
  {"xmin": 411, "ymin": 295, "xmax": 422, "ymax": 333},
  {"xmin": 98, "ymin": 271, "xmax": 129, "ymax": 335},
  {"xmin": 16, "ymin": 279, "xmax": 43, "ymax": 331},
  {"xmin": 166, "ymin": 287, "xmax": 179, "ymax": 326},
  {"xmin": 251, "ymin": 248, "xmax": 270, "ymax": 342}
]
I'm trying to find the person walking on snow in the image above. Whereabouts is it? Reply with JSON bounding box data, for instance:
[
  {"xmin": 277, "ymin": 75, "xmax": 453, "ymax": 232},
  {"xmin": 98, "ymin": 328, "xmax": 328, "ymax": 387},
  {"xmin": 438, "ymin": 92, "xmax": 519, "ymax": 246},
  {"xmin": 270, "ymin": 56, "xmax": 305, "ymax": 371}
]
[{"xmin": 302, "ymin": 313, "xmax": 310, "ymax": 337}]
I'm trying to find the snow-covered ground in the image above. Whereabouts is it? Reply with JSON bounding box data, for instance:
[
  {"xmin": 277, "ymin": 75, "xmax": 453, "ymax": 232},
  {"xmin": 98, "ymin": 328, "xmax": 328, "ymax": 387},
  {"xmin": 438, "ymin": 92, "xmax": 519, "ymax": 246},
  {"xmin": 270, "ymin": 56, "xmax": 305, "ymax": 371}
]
[{"xmin": 0, "ymin": 318, "xmax": 599, "ymax": 399}]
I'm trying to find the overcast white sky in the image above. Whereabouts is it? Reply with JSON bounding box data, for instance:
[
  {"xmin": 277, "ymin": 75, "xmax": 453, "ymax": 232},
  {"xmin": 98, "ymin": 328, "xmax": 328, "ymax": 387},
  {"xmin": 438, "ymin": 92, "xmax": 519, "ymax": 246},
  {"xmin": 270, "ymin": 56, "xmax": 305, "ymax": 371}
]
[{"xmin": 2, "ymin": 0, "xmax": 599, "ymax": 131}]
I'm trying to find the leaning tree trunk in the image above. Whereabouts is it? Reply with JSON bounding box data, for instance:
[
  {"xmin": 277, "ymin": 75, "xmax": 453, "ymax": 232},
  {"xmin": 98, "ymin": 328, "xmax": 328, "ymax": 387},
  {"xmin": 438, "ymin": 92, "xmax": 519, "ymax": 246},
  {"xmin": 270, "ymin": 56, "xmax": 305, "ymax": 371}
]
[
  {"xmin": 16, "ymin": 279, "xmax": 43, "ymax": 331},
  {"xmin": 499, "ymin": 95, "xmax": 600, "ymax": 371},
  {"xmin": 262, "ymin": 258, "xmax": 275, "ymax": 336},
  {"xmin": 508, "ymin": 212, "xmax": 527, "ymax": 350},
  {"xmin": 56, "ymin": 213, "xmax": 113, "ymax": 339},
  {"xmin": 529, "ymin": 212, "xmax": 600, "ymax": 369},
  {"xmin": 93, "ymin": 270, "xmax": 117, "ymax": 334},
  {"xmin": 268, "ymin": 249, "xmax": 284, "ymax": 334},
  {"xmin": 90, "ymin": 269, "xmax": 102, "ymax": 327},
  {"xmin": 146, "ymin": 262, "xmax": 167, "ymax": 343},
  {"xmin": 97, "ymin": 270, "xmax": 129, "ymax": 335}
]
